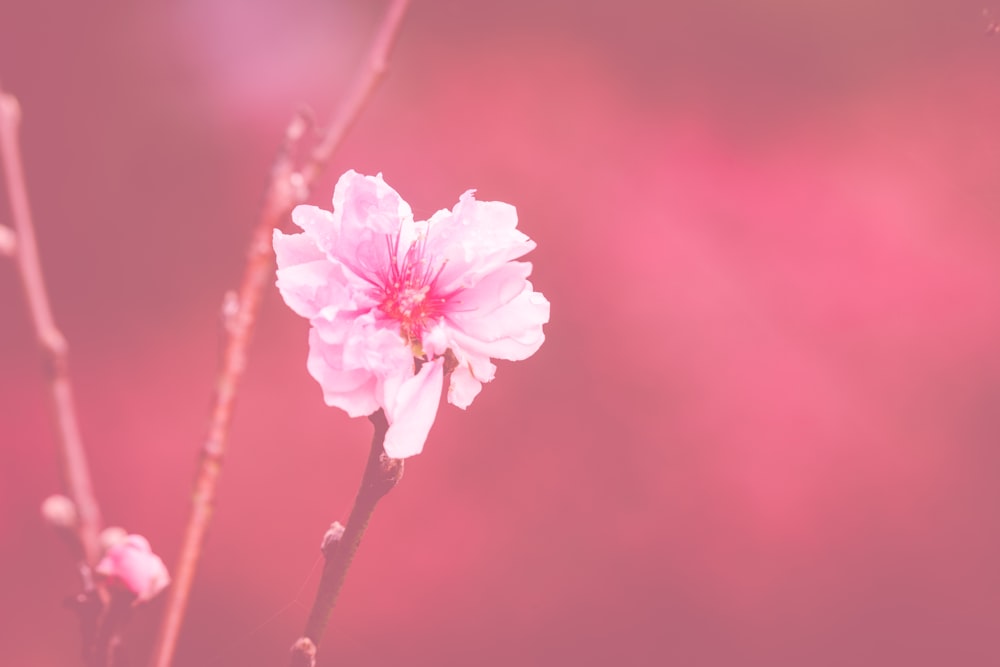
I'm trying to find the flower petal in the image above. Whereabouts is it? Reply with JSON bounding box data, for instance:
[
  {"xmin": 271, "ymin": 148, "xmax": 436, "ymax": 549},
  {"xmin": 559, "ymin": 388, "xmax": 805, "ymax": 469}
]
[
  {"xmin": 95, "ymin": 533, "xmax": 170, "ymax": 603},
  {"xmin": 307, "ymin": 328, "xmax": 380, "ymax": 417},
  {"xmin": 445, "ymin": 262, "xmax": 550, "ymax": 361},
  {"xmin": 274, "ymin": 231, "xmax": 355, "ymax": 319},
  {"xmin": 327, "ymin": 170, "xmax": 414, "ymax": 284},
  {"xmin": 427, "ymin": 192, "xmax": 537, "ymax": 292},
  {"xmin": 382, "ymin": 357, "xmax": 444, "ymax": 458},
  {"xmin": 447, "ymin": 357, "xmax": 492, "ymax": 408}
]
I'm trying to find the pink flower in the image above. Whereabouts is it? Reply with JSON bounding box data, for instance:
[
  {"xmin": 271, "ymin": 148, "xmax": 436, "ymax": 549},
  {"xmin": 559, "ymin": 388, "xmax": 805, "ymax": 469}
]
[
  {"xmin": 274, "ymin": 170, "xmax": 549, "ymax": 458},
  {"xmin": 95, "ymin": 534, "xmax": 170, "ymax": 603}
]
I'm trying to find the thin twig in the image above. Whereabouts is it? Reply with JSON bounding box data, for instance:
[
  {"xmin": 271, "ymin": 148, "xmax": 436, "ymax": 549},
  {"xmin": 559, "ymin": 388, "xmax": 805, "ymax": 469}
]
[
  {"xmin": 0, "ymin": 84, "xmax": 103, "ymax": 568},
  {"xmin": 289, "ymin": 412, "xmax": 403, "ymax": 665},
  {"xmin": 88, "ymin": 592, "xmax": 133, "ymax": 667},
  {"xmin": 148, "ymin": 3, "xmax": 411, "ymax": 666},
  {"xmin": 298, "ymin": 0, "xmax": 411, "ymax": 186}
]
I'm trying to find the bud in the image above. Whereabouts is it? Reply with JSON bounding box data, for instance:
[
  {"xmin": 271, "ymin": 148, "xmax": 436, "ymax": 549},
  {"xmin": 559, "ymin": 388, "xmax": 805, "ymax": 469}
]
[
  {"xmin": 41, "ymin": 494, "xmax": 78, "ymax": 529},
  {"xmin": 95, "ymin": 534, "xmax": 170, "ymax": 603},
  {"xmin": 99, "ymin": 526, "xmax": 128, "ymax": 553}
]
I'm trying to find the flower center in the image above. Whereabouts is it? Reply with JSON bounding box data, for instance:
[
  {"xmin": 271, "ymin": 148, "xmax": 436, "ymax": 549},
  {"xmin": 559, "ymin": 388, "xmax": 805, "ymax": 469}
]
[{"xmin": 378, "ymin": 234, "xmax": 447, "ymax": 344}]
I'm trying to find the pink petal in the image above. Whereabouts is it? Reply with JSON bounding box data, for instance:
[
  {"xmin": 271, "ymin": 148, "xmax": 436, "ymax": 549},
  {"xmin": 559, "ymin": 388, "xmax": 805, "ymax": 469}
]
[
  {"xmin": 427, "ymin": 193, "xmax": 537, "ymax": 292},
  {"xmin": 328, "ymin": 170, "xmax": 412, "ymax": 282},
  {"xmin": 274, "ymin": 239, "xmax": 353, "ymax": 319},
  {"xmin": 445, "ymin": 262, "xmax": 550, "ymax": 361},
  {"xmin": 309, "ymin": 313, "xmax": 415, "ymax": 419},
  {"xmin": 382, "ymin": 357, "xmax": 444, "ymax": 458},
  {"xmin": 446, "ymin": 348, "xmax": 496, "ymax": 409},
  {"xmin": 307, "ymin": 328, "xmax": 379, "ymax": 417},
  {"xmin": 95, "ymin": 534, "xmax": 170, "ymax": 603},
  {"xmin": 289, "ymin": 204, "xmax": 338, "ymax": 252},
  {"xmin": 448, "ymin": 363, "xmax": 483, "ymax": 408},
  {"xmin": 333, "ymin": 170, "xmax": 410, "ymax": 235}
]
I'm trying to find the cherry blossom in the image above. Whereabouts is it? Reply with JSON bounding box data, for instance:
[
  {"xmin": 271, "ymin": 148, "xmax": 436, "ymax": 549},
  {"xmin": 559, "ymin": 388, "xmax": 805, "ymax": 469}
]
[
  {"xmin": 273, "ymin": 170, "xmax": 549, "ymax": 457},
  {"xmin": 95, "ymin": 534, "xmax": 170, "ymax": 603}
]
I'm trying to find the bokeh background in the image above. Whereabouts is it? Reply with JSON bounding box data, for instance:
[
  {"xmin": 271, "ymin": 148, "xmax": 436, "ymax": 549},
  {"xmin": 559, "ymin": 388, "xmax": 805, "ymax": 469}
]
[{"xmin": 2, "ymin": 1, "xmax": 1000, "ymax": 665}]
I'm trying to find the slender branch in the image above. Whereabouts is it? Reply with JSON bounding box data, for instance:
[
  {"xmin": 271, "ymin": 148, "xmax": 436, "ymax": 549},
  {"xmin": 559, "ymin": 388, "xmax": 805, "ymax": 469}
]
[
  {"xmin": 289, "ymin": 412, "xmax": 403, "ymax": 665},
  {"xmin": 88, "ymin": 592, "xmax": 133, "ymax": 667},
  {"xmin": 298, "ymin": 0, "xmax": 410, "ymax": 186},
  {"xmin": 149, "ymin": 3, "xmax": 411, "ymax": 666},
  {"xmin": 0, "ymin": 84, "xmax": 103, "ymax": 567}
]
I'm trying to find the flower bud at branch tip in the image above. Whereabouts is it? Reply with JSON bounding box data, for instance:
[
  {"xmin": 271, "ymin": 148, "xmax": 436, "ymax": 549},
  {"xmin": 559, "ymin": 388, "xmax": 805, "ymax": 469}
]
[
  {"xmin": 41, "ymin": 494, "xmax": 78, "ymax": 529},
  {"xmin": 100, "ymin": 526, "xmax": 128, "ymax": 553},
  {"xmin": 96, "ymin": 533, "xmax": 170, "ymax": 604}
]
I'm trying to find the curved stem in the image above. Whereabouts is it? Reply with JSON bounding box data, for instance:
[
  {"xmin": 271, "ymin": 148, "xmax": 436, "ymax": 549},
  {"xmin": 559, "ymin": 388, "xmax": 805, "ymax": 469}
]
[
  {"xmin": 0, "ymin": 84, "xmax": 102, "ymax": 568},
  {"xmin": 290, "ymin": 412, "xmax": 403, "ymax": 666}
]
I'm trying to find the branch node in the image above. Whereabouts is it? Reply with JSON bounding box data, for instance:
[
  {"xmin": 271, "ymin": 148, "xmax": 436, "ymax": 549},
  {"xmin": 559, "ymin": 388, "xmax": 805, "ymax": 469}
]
[
  {"xmin": 289, "ymin": 637, "xmax": 317, "ymax": 667},
  {"xmin": 320, "ymin": 521, "xmax": 345, "ymax": 557},
  {"xmin": 221, "ymin": 290, "xmax": 240, "ymax": 334},
  {"xmin": 288, "ymin": 171, "xmax": 308, "ymax": 204}
]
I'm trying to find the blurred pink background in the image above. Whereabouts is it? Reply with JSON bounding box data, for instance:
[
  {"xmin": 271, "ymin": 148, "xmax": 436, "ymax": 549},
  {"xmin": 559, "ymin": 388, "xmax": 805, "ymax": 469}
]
[{"xmin": 3, "ymin": 1, "xmax": 1000, "ymax": 665}]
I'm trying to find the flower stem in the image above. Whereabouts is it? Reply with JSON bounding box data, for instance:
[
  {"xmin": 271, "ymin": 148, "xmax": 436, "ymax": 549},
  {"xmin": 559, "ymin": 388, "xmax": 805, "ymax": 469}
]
[
  {"xmin": 148, "ymin": 5, "xmax": 410, "ymax": 665},
  {"xmin": 0, "ymin": 84, "xmax": 103, "ymax": 568},
  {"xmin": 289, "ymin": 412, "xmax": 403, "ymax": 665},
  {"xmin": 88, "ymin": 592, "xmax": 133, "ymax": 667}
]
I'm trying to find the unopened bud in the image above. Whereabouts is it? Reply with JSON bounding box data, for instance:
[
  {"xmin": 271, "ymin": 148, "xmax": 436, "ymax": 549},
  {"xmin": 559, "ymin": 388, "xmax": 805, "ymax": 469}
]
[
  {"xmin": 99, "ymin": 526, "xmax": 128, "ymax": 553},
  {"xmin": 41, "ymin": 494, "xmax": 78, "ymax": 528},
  {"xmin": 95, "ymin": 534, "xmax": 170, "ymax": 603}
]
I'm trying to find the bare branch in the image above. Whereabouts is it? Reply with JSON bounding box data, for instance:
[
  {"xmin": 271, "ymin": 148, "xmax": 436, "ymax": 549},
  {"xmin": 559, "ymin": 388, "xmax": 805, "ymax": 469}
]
[
  {"xmin": 289, "ymin": 412, "xmax": 402, "ymax": 666},
  {"xmin": 148, "ymin": 3, "xmax": 411, "ymax": 666}
]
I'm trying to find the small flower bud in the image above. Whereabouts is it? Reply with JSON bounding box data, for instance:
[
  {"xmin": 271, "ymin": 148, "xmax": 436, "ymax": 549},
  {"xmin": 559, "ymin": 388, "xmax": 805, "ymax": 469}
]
[
  {"xmin": 41, "ymin": 494, "xmax": 78, "ymax": 529},
  {"xmin": 95, "ymin": 534, "xmax": 170, "ymax": 603},
  {"xmin": 99, "ymin": 526, "xmax": 129, "ymax": 553}
]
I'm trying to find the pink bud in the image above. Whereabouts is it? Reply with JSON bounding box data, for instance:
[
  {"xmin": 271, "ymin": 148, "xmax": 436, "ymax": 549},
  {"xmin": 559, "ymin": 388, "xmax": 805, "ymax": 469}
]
[
  {"xmin": 40, "ymin": 494, "xmax": 77, "ymax": 529},
  {"xmin": 95, "ymin": 534, "xmax": 170, "ymax": 603}
]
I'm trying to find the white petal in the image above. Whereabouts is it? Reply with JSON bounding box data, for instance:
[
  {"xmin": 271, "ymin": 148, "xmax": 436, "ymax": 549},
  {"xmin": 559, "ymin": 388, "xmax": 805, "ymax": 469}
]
[
  {"xmin": 382, "ymin": 358, "xmax": 444, "ymax": 458},
  {"xmin": 448, "ymin": 363, "xmax": 483, "ymax": 409}
]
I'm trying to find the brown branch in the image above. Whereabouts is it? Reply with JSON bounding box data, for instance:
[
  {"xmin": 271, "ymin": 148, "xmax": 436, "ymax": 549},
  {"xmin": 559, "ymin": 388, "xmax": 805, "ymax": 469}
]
[
  {"xmin": 148, "ymin": 3, "xmax": 411, "ymax": 666},
  {"xmin": 0, "ymin": 84, "xmax": 103, "ymax": 568},
  {"xmin": 289, "ymin": 412, "xmax": 403, "ymax": 665}
]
